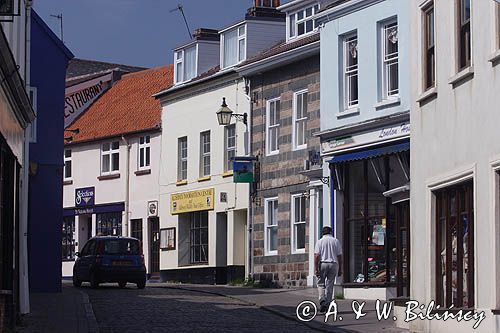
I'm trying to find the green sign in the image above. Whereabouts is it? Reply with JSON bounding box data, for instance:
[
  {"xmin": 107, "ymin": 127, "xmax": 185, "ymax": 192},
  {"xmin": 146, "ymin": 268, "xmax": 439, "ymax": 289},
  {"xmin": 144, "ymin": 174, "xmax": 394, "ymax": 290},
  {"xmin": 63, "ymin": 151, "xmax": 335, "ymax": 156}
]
[{"xmin": 233, "ymin": 161, "xmax": 254, "ymax": 183}]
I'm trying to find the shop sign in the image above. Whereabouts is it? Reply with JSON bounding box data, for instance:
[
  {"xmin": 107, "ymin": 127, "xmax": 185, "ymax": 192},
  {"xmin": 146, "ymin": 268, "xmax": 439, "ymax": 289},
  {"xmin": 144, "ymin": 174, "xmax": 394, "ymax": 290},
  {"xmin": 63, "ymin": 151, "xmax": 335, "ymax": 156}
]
[
  {"xmin": 233, "ymin": 161, "xmax": 254, "ymax": 183},
  {"xmin": 0, "ymin": 0, "xmax": 14, "ymax": 15},
  {"xmin": 75, "ymin": 187, "xmax": 95, "ymax": 208},
  {"xmin": 170, "ymin": 188, "xmax": 214, "ymax": 215},
  {"xmin": 322, "ymin": 123, "xmax": 410, "ymax": 154},
  {"xmin": 148, "ymin": 201, "xmax": 158, "ymax": 217}
]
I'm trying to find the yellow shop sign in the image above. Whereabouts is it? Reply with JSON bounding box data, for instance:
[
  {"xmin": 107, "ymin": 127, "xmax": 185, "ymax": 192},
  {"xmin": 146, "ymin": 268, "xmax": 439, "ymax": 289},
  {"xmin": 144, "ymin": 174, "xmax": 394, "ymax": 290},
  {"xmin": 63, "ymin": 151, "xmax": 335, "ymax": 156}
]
[{"xmin": 170, "ymin": 188, "xmax": 215, "ymax": 215}]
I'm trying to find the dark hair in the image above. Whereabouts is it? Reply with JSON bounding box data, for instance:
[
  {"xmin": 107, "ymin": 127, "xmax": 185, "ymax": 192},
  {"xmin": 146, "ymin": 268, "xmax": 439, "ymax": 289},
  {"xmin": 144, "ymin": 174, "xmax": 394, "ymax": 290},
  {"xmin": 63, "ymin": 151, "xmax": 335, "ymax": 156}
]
[{"xmin": 322, "ymin": 226, "xmax": 332, "ymax": 235}]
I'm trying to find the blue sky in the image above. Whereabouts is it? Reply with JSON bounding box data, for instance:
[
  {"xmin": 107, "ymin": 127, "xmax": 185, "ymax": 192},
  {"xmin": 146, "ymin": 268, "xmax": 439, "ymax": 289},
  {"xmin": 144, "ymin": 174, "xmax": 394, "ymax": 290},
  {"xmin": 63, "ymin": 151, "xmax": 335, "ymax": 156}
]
[{"xmin": 33, "ymin": 0, "xmax": 259, "ymax": 68}]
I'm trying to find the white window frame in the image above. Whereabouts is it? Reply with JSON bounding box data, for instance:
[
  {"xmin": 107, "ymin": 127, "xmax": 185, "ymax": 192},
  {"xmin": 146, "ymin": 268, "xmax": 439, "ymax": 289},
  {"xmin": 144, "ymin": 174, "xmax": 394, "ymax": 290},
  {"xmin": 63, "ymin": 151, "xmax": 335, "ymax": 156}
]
[
  {"xmin": 381, "ymin": 20, "xmax": 399, "ymax": 99},
  {"xmin": 174, "ymin": 44, "xmax": 198, "ymax": 84},
  {"xmin": 291, "ymin": 193, "xmax": 306, "ymax": 254},
  {"xmin": 138, "ymin": 135, "xmax": 151, "ymax": 171},
  {"xmin": 178, "ymin": 137, "xmax": 188, "ymax": 181},
  {"xmin": 292, "ymin": 89, "xmax": 308, "ymax": 151},
  {"xmin": 64, "ymin": 149, "xmax": 72, "ymax": 180},
  {"xmin": 199, "ymin": 131, "xmax": 211, "ymax": 177},
  {"xmin": 224, "ymin": 124, "xmax": 236, "ymax": 172},
  {"xmin": 343, "ymin": 33, "xmax": 359, "ymax": 110},
  {"xmin": 28, "ymin": 86, "xmax": 37, "ymax": 143},
  {"xmin": 221, "ymin": 25, "xmax": 246, "ymax": 69},
  {"xmin": 264, "ymin": 197, "xmax": 279, "ymax": 256},
  {"xmin": 266, "ymin": 98, "xmax": 280, "ymax": 156},
  {"xmin": 101, "ymin": 141, "xmax": 120, "ymax": 175},
  {"xmin": 287, "ymin": 3, "xmax": 320, "ymax": 41}
]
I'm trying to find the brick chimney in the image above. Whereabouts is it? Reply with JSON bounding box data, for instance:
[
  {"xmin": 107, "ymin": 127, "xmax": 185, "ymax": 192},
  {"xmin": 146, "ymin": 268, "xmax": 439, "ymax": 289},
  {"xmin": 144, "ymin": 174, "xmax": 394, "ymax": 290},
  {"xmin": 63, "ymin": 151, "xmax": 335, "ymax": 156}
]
[
  {"xmin": 247, "ymin": 0, "xmax": 284, "ymax": 19},
  {"xmin": 253, "ymin": 0, "xmax": 280, "ymax": 7},
  {"xmin": 192, "ymin": 28, "xmax": 220, "ymax": 42}
]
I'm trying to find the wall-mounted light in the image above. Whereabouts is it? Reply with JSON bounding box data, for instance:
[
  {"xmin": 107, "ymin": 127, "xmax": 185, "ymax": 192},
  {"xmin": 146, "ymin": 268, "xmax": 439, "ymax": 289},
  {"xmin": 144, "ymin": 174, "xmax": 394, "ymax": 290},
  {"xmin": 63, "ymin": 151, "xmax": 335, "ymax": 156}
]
[{"xmin": 216, "ymin": 97, "xmax": 247, "ymax": 126}]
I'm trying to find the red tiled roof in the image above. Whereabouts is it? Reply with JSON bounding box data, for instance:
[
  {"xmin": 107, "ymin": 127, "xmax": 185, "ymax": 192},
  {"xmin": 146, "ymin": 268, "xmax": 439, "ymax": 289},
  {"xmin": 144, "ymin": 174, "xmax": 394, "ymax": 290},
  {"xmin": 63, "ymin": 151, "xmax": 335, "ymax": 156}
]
[{"xmin": 65, "ymin": 65, "xmax": 173, "ymax": 144}]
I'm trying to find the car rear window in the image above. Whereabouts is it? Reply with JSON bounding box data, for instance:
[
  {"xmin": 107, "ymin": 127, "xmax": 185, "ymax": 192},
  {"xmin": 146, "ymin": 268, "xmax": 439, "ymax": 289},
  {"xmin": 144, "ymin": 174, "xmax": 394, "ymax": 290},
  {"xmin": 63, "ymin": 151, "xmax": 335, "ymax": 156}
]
[{"xmin": 102, "ymin": 240, "xmax": 140, "ymax": 255}]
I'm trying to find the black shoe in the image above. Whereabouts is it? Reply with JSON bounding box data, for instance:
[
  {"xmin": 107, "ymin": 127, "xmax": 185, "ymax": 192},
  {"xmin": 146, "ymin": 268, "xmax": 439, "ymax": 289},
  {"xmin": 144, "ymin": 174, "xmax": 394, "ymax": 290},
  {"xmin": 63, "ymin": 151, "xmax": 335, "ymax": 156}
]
[{"xmin": 319, "ymin": 304, "xmax": 328, "ymax": 314}]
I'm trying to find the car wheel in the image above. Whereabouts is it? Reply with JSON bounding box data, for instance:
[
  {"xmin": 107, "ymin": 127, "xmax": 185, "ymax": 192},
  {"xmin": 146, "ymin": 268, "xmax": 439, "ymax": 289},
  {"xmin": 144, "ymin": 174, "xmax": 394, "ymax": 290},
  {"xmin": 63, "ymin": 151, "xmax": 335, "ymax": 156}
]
[
  {"xmin": 73, "ymin": 275, "xmax": 82, "ymax": 288},
  {"xmin": 136, "ymin": 280, "xmax": 146, "ymax": 289},
  {"xmin": 118, "ymin": 281, "xmax": 127, "ymax": 289},
  {"xmin": 90, "ymin": 272, "xmax": 99, "ymax": 289}
]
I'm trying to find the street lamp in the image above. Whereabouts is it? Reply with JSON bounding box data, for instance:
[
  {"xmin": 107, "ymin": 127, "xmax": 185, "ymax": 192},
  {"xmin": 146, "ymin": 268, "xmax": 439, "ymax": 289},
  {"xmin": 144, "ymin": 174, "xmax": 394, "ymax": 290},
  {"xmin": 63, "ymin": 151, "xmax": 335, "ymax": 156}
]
[{"xmin": 216, "ymin": 97, "xmax": 247, "ymax": 126}]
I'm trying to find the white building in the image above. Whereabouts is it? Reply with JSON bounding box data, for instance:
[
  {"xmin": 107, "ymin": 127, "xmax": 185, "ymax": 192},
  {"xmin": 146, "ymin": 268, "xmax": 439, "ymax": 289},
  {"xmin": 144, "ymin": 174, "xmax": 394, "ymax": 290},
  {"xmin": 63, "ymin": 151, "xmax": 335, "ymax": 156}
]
[
  {"xmin": 410, "ymin": 1, "xmax": 500, "ymax": 332},
  {"xmin": 62, "ymin": 66, "xmax": 173, "ymax": 278}
]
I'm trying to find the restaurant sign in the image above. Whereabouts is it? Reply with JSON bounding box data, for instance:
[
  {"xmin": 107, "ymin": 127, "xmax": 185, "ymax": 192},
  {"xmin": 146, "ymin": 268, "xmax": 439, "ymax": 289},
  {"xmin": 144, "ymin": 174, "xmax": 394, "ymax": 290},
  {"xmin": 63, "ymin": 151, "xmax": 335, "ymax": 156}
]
[{"xmin": 170, "ymin": 188, "xmax": 214, "ymax": 215}]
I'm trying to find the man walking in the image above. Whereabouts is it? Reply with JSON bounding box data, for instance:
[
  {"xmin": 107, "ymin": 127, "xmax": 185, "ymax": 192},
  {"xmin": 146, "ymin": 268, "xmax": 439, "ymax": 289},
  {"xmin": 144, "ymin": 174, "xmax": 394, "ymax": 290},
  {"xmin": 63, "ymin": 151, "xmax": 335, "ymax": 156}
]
[{"xmin": 314, "ymin": 226, "xmax": 343, "ymax": 313}]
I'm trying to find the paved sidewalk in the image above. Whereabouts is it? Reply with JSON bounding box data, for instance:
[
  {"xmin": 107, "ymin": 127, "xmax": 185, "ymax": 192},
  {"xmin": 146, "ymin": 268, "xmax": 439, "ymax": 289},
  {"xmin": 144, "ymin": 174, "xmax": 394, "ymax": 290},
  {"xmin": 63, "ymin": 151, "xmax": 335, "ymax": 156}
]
[
  {"xmin": 16, "ymin": 281, "xmax": 98, "ymax": 333},
  {"xmin": 152, "ymin": 283, "xmax": 409, "ymax": 333}
]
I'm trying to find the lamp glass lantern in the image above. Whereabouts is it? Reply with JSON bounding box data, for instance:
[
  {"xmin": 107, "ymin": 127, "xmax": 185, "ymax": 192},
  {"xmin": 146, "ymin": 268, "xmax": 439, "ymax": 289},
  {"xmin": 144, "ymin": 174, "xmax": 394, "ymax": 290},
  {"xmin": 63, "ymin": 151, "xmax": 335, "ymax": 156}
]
[{"xmin": 216, "ymin": 98, "xmax": 233, "ymax": 126}]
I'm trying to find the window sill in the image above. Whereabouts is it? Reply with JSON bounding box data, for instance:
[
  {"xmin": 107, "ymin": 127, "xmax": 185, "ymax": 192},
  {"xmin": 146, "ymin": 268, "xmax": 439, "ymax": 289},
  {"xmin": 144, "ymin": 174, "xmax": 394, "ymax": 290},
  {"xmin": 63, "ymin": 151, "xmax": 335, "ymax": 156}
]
[
  {"xmin": 374, "ymin": 97, "xmax": 400, "ymax": 111},
  {"xmin": 160, "ymin": 247, "xmax": 175, "ymax": 251},
  {"xmin": 492, "ymin": 309, "xmax": 500, "ymax": 315},
  {"xmin": 417, "ymin": 86, "xmax": 438, "ymax": 105},
  {"xmin": 292, "ymin": 249, "xmax": 306, "ymax": 255},
  {"xmin": 176, "ymin": 180, "xmax": 188, "ymax": 186},
  {"xmin": 198, "ymin": 176, "xmax": 211, "ymax": 182},
  {"xmin": 222, "ymin": 171, "xmax": 234, "ymax": 178},
  {"xmin": 265, "ymin": 252, "xmax": 278, "ymax": 257},
  {"xmin": 266, "ymin": 151, "xmax": 279, "ymax": 157},
  {"xmin": 448, "ymin": 66, "xmax": 474, "ymax": 88},
  {"xmin": 63, "ymin": 180, "xmax": 73, "ymax": 186},
  {"xmin": 134, "ymin": 169, "xmax": 151, "ymax": 176},
  {"xmin": 336, "ymin": 107, "xmax": 360, "ymax": 118},
  {"xmin": 293, "ymin": 145, "xmax": 307, "ymax": 152},
  {"xmin": 97, "ymin": 173, "xmax": 120, "ymax": 181},
  {"xmin": 489, "ymin": 49, "xmax": 500, "ymax": 66}
]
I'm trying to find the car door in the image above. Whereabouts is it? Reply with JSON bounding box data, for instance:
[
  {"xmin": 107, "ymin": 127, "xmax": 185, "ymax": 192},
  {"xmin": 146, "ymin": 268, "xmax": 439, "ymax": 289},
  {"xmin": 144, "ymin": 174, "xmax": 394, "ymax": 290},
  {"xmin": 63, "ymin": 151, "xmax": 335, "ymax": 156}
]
[{"xmin": 79, "ymin": 240, "xmax": 96, "ymax": 281}]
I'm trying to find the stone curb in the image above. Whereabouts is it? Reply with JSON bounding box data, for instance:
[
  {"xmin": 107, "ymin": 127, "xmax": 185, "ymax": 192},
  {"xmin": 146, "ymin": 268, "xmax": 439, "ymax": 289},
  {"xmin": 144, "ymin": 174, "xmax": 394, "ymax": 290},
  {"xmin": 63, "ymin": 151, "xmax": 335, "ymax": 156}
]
[{"xmin": 80, "ymin": 291, "xmax": 99, "ymax": 333}]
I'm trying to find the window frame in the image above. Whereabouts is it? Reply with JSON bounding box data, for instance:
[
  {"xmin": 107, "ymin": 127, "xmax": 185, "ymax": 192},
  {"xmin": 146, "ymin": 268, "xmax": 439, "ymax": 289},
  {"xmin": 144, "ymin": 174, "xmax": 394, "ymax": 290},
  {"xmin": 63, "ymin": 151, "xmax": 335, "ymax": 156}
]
[
  {"xmin": 189, "ymin": 212, "xmax": 209, "ymax": 264},
  {"xmin": 174, "ymin": 44, "xmax": 198, "ymax": 84},
  {"xmin": 96, "ymin": 212, "xmax": 122, "ymax": 236},
  {"xmin": 62, "ymin": 216, "xmax": 75, "ymax": 261},
  {"xmin": 291, "ymin": 193, "xmax": 307, "ymax": 254},
  {"xmin": 178, "ymin": 137, "xmax": 188, "ymax": 181},
  {"xmin": 138, "ymin": 135, "xmax": 151, "ymax": 171},
  {"xmin": 266, "ymin": 98, "xmax": 280, "ymax": 156},
  {"xmin": 100, "ymin": 141, "xmax": 120, "ymax": 175},
  {"xmin": 343, "ymin": 33, "xmax": 359, "ymax": 110},
  {"xmin": 160, "ymin": 227, "xmax": 176, "ymax": 251},
  {"xmin": 422, "ymin": 2, "xmax": 436, "ymax": 90},
  {"xmin": 199, "ymin": 131, "xmax": 211, "ymax": 177},
  {"xmin": 456, "ymin": 0, "xmax": 471, "ymax": 71},
  {"xmin": 287, "ymin": 3, "xmax": 320, "ymax": 40},
  {"xmin": 221, "ymin": 24, "xmax": 247, "ymax": 69},
  {"xmin": 264, "ymin": 197, "xmax": 279, "ymax": 256},
  {"xmin": 292, "ymin": 90, "xmax": 308, "ymax": 151},
  {"xmin": 130, "ymin": 219, "xmax": 143, "ymax": 242},
  {"xmin": 224, "ymin": 124, "xmax": 236, "ymax": 172},
  {"xmin": 64, "ymin": 149, "xmax": 72, "ymax": 180},
  {"xmin": 381, "ymin": 20, "xmax": 399, "ymax": 99}
]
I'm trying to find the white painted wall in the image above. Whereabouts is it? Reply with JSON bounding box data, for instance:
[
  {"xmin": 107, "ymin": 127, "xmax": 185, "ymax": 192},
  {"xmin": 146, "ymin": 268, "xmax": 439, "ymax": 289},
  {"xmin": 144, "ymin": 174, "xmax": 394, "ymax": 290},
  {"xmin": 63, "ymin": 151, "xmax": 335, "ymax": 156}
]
[{"xmin": 410, "ymin": 1, "xmax": 500, "ymax": 332}]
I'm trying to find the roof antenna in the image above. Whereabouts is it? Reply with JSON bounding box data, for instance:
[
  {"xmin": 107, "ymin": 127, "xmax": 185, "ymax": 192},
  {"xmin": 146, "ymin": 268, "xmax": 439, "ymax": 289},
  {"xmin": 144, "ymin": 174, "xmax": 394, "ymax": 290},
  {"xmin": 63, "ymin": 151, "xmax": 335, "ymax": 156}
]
[
  {"xmin": 170, "ymin": 4, "xmax": 192, "ymax": 40},
  {"xmin": 50, "ymin": 13, "xmax": 64, "ymax": 42}
]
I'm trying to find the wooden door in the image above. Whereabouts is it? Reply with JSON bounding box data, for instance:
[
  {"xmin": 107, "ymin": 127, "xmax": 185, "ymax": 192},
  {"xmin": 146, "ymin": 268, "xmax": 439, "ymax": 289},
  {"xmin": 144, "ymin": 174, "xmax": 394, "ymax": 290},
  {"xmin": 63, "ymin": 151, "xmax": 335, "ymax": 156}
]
[{"xmin": 149, "ymin": 218, "xmax": 160, "ymax": 275}]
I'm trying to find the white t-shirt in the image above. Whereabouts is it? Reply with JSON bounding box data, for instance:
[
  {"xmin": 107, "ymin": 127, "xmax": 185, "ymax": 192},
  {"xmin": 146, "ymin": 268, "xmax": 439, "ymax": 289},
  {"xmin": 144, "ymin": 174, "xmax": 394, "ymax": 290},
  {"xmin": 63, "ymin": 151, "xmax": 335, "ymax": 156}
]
[{"xmin": 314, "ymin": 234, "xmax": 342, "ymax": 263}]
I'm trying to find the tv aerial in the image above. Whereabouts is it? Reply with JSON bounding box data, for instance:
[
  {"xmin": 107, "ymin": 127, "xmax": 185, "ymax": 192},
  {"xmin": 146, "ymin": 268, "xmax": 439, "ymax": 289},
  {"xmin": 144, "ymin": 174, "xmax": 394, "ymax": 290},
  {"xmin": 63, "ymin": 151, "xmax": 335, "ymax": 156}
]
[{"xmin": 170, "ymin": 4, "xmax": 192, "ymax": 40}]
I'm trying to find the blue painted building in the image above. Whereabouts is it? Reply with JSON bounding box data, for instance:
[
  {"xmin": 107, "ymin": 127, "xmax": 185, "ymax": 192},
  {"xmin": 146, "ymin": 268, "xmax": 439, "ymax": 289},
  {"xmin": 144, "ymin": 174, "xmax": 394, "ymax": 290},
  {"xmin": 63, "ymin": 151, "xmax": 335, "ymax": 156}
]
[
  {"xmin": 315, "ymin": 0, "xmax": 410, "ymax": 301},
  {"xmin": 28, "ymin": 11, "xmax": 73, "ymax": 292}
]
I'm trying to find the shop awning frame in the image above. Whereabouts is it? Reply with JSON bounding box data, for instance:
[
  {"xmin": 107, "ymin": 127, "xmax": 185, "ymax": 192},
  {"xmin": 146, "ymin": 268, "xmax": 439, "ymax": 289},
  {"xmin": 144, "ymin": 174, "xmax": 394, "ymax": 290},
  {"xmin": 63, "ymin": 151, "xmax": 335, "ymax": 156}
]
[{"xmin": 328, "ymin": 141, "xmax": 410, "ymax": 164}]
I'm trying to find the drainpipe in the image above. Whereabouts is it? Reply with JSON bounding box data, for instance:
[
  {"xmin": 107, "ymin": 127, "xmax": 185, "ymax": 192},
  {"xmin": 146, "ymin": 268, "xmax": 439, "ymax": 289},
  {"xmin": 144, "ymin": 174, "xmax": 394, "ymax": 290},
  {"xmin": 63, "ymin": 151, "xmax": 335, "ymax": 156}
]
[
  {"xmin": 122, "ymin": 136, "xmax": 131, "ymax": 237},
  {"xmin": 242, "ymin": 77, "xmax": 253, "ymax": 279}
]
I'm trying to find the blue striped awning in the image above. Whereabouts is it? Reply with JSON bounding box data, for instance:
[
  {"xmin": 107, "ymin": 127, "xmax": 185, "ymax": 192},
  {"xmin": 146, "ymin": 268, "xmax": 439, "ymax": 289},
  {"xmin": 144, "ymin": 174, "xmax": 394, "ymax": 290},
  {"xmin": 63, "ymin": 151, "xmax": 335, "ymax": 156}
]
[{"xmin": 329, "ymin": 141, "xmax": 410, "ymax": 164}]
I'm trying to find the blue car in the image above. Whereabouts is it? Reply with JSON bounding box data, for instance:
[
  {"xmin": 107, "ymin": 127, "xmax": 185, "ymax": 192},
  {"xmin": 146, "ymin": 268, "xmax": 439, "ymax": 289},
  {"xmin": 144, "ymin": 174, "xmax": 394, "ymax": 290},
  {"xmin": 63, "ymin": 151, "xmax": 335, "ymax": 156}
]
[{"xmin": 73, "ymin": 236, "xmax": 147, "ymax": 289}]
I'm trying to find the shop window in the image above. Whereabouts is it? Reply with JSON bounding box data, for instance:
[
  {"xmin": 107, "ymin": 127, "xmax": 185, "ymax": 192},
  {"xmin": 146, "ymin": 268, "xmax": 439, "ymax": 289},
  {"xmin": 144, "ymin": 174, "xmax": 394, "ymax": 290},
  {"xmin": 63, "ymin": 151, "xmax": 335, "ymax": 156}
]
[
  {"xmin": 64, "ymin": 149, "xmax": 72, "ymax": 180},
  {"xmin": 160, "ymin": 228, "xmax": 176, "ymax": 250},
  {"xmin": 178, "ymin": 137, "xmax": 188, "ymax": 181},
  {"xmin": 101, "ymin": 141, "xmax": 119, "ymax": 175},
  {"xmin": 222, "ymin": 25, "xmax": 246, "ymax": 69},
  {"xmin": 435, "ymin": 181, "xmax": 474, "ymax": 308},
  {"xmin": 291, "ymin": 194, "xmax": 306, "ymax": 253},
  {"xmin": 266, "ymin": 98, "xmax": 280, "ymax": 156},
  {"xmin": 288, "ymin": 3, "xmax": 319, "ymax": 40},
  {"xmin": 97, "ymin": 212, "xmax": 122, "ymax": 236},
  {"xmin": 343, "ymin": 33, "xmax": 359, "ymax": 110},
  {"xmin": 224, "ymin": 124, "xmax": 236, "ymax": 172},
  {"xmin": 199, "ymin": 131, "xmax": 211, "ymax": 177},
  {"xmin": 174, "ymin": 45, "xmax": 197, "ymax": 84},
  {"xmin": 62, "ymin": 216, "xmax": 75, "ymax": 261},
  {"xmin": 131, "ymin": 219, "xmax": 142, "ymax": 242},
  {"xmin": 190, "ymin": 212, "xmax": 208, "ymax": 264},
  {"xmin": 381, "ymin": 21, "xmax": 399, "ymax": 98},
  {"xmin": 265, "ymin": 197, "xmax": 279, "ymax": 255},
  {"xmin": 293, "ymin": 90, "xmax": 308, "ymax": 150},
  {"xmin": 457, "ymin": 0, "xmax": 471, "ymax": 71},
  {"xmin": 423, "ymin": 2, "xmax": 435, "ymax": 90},
  {"xmin": 138, "ymin": 136, "xmax": 151, "ymax": 170}
]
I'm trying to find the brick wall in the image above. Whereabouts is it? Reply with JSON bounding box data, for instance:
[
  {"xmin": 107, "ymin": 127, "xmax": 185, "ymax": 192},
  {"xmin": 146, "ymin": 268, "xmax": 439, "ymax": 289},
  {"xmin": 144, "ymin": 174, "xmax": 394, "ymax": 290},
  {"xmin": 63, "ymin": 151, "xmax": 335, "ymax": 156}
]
[{"xmin": 250, "ymin": 55, "xmax": 320, "ymax": 287}]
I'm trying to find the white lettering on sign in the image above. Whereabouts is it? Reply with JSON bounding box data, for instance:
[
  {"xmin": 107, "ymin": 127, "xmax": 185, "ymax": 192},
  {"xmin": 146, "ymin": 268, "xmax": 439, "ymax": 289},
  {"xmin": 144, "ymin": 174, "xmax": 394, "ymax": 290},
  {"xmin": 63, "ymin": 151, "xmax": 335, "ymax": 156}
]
[{"xmin": 75, "ymin": 188, "xmax": 94, "ymax": 206}]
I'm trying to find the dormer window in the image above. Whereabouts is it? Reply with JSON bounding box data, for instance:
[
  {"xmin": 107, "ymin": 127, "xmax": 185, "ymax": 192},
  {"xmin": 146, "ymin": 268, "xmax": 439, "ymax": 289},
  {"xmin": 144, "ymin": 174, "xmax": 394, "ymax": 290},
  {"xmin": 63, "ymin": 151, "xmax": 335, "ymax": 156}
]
[
  {"xmin": 222, "ymin": 25, "xmax": 246, "ymax": 69},
  {"xmin": 174, "ymin": 45, "xmax": 197, "ymax": 84},
  {"xmin": 288, "ymin": 3, "xmax": 319, "ymax": 40}
]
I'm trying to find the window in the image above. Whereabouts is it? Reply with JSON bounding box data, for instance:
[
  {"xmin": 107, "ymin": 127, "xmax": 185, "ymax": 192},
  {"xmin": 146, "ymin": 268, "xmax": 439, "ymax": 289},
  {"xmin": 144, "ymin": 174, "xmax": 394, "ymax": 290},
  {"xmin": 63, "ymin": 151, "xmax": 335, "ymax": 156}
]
[
  {"xmin": 435, "ymin": 181, "xmax": 474, "ymax": 308},
  {"xmin": 222, "ymin": 25, "xmax": 246, "ymax": 68},
  {"xmin": 64, "ymin": 149, "xmax": 72, "ymax": 180},
  {"xmin": 174, "ymin": 45, "xmax": 197, "ymax": 84},
  {"xmin": 265, "ymin": 197, "xmax": 278, "ymax": 255},
  {"xmin": 28, "ymin": 87, "xmax": 37, "ymax": 143},
  {"xmin": 62, "ymin": 216, "xmax": 75, "ymax": 261},
  {"xmin": 131, "ymin": 219, "xmax": 142, "ymax": 242},
  {"xmin": 457, "ymin": 0, "xmax": 471, "ymax": 70},
  {"xmin": 160, "ymin": 228, "xmax": 176, "ymax": 250},
  {"xmin": 200, "ymin": 131, "xmax": 211, "ymax": 177},
  {"xmin": 266, "ymin": 98, "xmax": 280, "ymax": 155},
  {"xmin": 224, "ymin": 124, "xmax": 236, "ymax": 172},
  {"xmin": 190, "ymin": 212, "xmax": 208, "ymax": 264},
  {"xmin": 138, "ymin": 135, "xmax": 151, "ymax": 170},
  {"xmin": 101, "ymin": 141, "xmax": 119, "ymax": 174},
  {"xmin": 288, "ymin": 4, "xmax": 319, "ymax": 40},
  {"xmin": 382, "ymin": 21, "xmax": 399, "ymax": 98},
  {"xmin": 423, "ymin": 3, "xmax": 436, "ymax": 90},
  {"xmin": 178, "ymin": 137, "xmax": 188, "ymax": 181},
  {"xmin": 291, "ymin": 194, "xmax": 306, "ymax": 253},
  {"xmin": 97, "ymin": 212, "xmax": 122, "ymax": 236},
  {"xmin": 344, "ymin": 34, "xmax": 359, "ymax": 109},
  {"xmin": 293, "ymin": 90, "xmax": 308, "ymax": 150}
]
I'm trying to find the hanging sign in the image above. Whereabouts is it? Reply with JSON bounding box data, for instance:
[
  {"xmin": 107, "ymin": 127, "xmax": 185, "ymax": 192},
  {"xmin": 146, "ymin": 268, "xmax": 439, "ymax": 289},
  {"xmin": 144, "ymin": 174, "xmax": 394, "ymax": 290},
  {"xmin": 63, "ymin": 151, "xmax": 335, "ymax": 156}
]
[
  {"xmin": 170, "ymin": 188, "xmax": 214, "ymax": 215},
  {"xmin": 75, "ymin": 187, "xmax": 95, "ymax": 208},
  {"xmin": 233, "ymin": 161, "xmax": 254, "ymax": 183}
]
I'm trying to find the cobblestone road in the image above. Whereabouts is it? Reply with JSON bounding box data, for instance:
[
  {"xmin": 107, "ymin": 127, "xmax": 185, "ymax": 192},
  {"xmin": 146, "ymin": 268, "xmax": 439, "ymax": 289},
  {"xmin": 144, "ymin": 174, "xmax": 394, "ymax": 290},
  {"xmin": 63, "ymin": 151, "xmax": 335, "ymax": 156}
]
[{"xmin": 83, "ymin": 284, "xmax": 318, "ymax": 333}]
